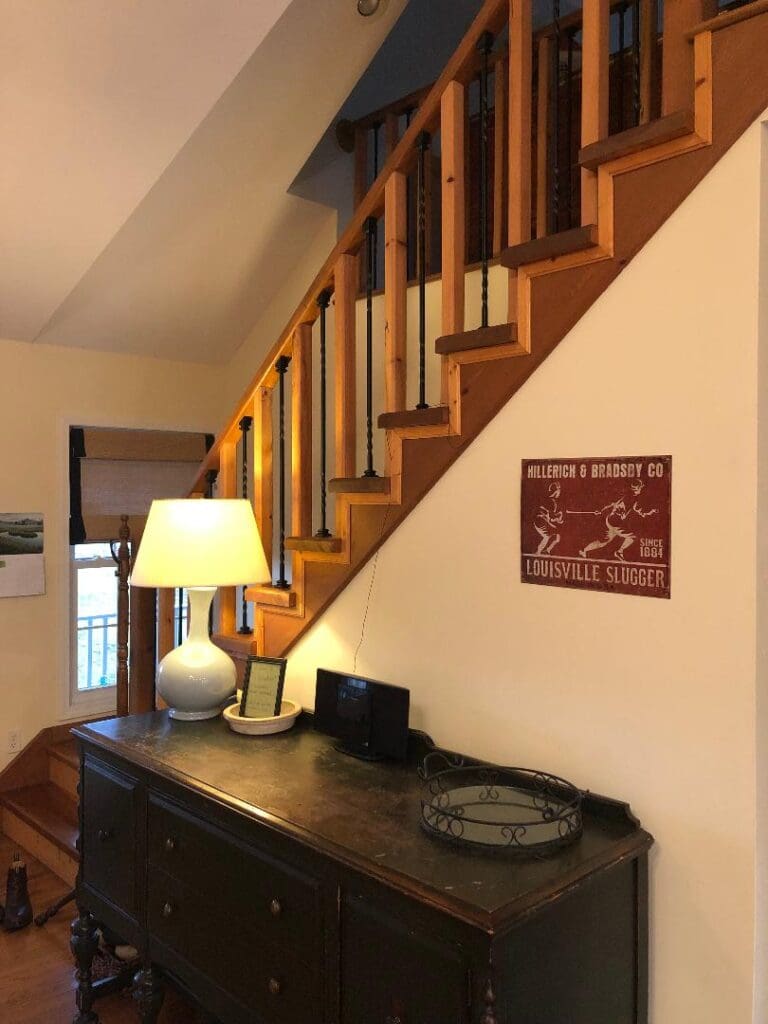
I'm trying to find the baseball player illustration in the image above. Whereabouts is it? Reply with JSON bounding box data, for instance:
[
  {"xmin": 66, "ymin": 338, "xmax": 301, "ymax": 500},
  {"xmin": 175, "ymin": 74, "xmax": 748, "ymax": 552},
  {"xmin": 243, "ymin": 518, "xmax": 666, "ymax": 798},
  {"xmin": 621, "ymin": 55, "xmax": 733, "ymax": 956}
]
[
  {"xmin": 533, "ymin": 483, "xmax": 564, "ymax": 555},
  {"xmin": 572, "ymin": 480, "xmax": 658, "ymax": 561}
]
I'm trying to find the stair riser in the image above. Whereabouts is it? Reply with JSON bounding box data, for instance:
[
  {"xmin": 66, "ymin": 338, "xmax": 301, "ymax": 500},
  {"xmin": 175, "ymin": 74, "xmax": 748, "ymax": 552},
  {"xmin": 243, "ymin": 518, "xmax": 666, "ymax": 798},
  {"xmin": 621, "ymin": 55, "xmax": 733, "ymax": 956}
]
[
  {"xmin": 1, "ymin": 810, "xmax": 77, "ymax": 886},
  {"xmin": 49, "ymin": 757, "xmax": 78, "ymax": 801}
]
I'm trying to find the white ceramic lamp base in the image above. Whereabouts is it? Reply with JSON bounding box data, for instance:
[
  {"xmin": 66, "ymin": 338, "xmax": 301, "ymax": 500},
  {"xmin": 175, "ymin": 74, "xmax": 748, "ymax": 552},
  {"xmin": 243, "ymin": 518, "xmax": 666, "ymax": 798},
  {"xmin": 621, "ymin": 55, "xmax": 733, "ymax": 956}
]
[{"xmin": 157, "ymin": 587, "xmax": 236, "ymax": 720}]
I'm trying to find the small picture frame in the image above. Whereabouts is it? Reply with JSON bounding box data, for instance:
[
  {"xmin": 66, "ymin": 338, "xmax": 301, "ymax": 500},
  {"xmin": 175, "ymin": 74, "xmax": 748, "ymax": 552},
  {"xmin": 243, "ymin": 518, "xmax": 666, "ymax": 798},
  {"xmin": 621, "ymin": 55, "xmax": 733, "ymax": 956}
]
[{"xmin": 240, "ymin": 655, "xmax": 287, "ymax": 719}]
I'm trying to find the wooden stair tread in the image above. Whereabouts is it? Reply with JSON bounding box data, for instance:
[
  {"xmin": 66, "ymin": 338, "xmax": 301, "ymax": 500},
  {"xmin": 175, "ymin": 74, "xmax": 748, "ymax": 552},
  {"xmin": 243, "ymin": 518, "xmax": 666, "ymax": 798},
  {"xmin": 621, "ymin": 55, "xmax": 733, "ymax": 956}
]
[
  {"xmin": 1, "ymin": 783, "xmax": 78, "ymax": 858},
  {"xmin": 328, "ymin": 476, "xmax": 391, "ymax": 494},
  {"xmin": 378, "ymin": 407, "xmax": 450, "ymax": 430},
  {"xmin": 579, "ymin": 110, "xmax": 695, "ymax": 171},
  {"xmin": 285, "ymin": 536, "xmax": 343, "ymax": 554},
  {"xmin": 500, "ymin": 225, "xmax": 600, "ymax": 269},
  {"xmin": 435, "ymin": 322, "xmax": 518, "ymax": 355},
  {"xmin": 244, "ymin": 584, "xmax": 297, "ymax": 608},
  {"xmin": 212, "ymin": 632, "xmax": 259, "ymax": 655},
  {"xmin": 47, "ymin": 741, "xmax": 78, "ymax": 771}
]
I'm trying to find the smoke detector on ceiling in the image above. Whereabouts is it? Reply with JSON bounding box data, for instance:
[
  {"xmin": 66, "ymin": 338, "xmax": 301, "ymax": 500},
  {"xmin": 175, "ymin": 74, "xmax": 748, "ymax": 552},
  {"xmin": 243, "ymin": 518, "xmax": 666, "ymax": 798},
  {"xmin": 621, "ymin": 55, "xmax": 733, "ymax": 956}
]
[{"xmin": 357, "ymin": 0, "xmax": 383, "ymax": 16}]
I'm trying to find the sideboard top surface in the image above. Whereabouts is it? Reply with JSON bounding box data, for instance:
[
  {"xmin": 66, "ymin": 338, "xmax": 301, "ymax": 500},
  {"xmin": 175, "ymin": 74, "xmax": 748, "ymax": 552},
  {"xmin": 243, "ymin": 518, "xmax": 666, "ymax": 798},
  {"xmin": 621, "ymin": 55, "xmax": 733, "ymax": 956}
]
[{"xmin": 75, "ymin": 712, "xmax": 651, "ymax": 931}]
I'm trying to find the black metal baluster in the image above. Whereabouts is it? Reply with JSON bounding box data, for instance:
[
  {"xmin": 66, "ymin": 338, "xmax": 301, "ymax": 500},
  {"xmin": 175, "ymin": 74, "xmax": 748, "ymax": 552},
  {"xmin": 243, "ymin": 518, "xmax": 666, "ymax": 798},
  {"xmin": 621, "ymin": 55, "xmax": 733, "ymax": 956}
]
[
  {"xmin": 617, "ymin": 3, "xmax": 627, "ymax": 132},
  {"xmin": 237, "ymin": 415, "xmax": 253, "ymax": 633},
  {"xmin": 406, "ymin": 107, "xmax": 415, "ymax": 280},
  {"xmin": 632, "ymin": 0, "xmax": 642, "ymax": 126},
  {"xmin": 550, "ymin": 0, "xmax": 561, "ymax": 234},
  {"xmin": 274, "ymin": 355, "xmax": 291, "ymax": 588},
  {"xmin": 478, "ymin": 31, "xmax": 493, "ymax": 328},
  {"xmin": 204, "ymin": 468, "xmax": 218, "ymax": 635},
  {"xmin": 416, "ymin": 130, "xmax": 431, "ymax": 409},
  {"xmin": 176, "ymin": 589, "xmax": 183, "ymax": 646},
  {"xmin": 316, "ymin": 289, "xmax": 332, "ymax": 537},
  {"xmin": 363, "ymin": 216, "xmax": 378, "ymax": 478},
  {"xmin": 566, "ymin": 28, "xmax": 575, "ymax": 228},
  {"xmin": 372, "ymin": 122, "xmax": 381, "ymax": 290}
]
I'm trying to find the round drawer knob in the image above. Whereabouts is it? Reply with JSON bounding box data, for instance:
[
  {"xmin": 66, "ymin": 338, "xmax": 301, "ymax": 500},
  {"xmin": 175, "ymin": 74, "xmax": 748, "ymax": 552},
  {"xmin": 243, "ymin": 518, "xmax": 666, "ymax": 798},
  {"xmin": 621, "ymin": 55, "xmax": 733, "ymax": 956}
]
[
  {"xmin": 164, "ymin": 837, "xmax": 176, "ymax": 853},
  {"xmin": 268, "ymin": 978, "xmax": 281, "ymax": 996},
  {"xmin": 269, "ymin": 898, "xmax": 282, "ymax": 917},
  {"xmin": 97, "ymin": 828, "xmax": 112, "ymax": 843},
  {"xmin": 161, "ymin": 902, "xmax": 173, "ymax": 919}
]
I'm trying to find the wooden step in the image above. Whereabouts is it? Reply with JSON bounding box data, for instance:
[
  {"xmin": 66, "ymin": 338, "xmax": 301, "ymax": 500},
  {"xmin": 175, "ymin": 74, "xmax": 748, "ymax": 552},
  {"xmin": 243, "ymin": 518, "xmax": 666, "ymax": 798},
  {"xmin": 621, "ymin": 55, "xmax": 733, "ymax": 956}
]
[
  {"xmin": 378, "ymin": 406, "xmax": 450, "ymax": 430},
  {"xmin": 435, "ymin": 322, "xmax": 518, "ymax": 356},
  {"xmin": 0, "ymin": 783, "xmax": 78, "ymax": 885},
  {"xmin": 47, "ymin": 740, "xmax": 78, "ymax": 772},
  {"xmin": 500, "ymin": 225, "xmax": 600, "ymax": 269},
  {"xmin": 579, "ymin": 110, "xmax": 695, "ymax": 171},
  {"xmin": 212, "ymin": 631, "xmax": 259, "ymax": 655},
  {"xmin": 244, "ymin": 584, "xmax": 297, "ymax": 608},
  {"xmin": 48, "ymin": 741, "xmax": 79, "ymax": 800},
  {"xmin": 328, "ymin": 476, "xmax": 391, "ymax": 495},
  {"xmin": 285, "ymin": 536, "xmax": 343, "ymax": 554}
]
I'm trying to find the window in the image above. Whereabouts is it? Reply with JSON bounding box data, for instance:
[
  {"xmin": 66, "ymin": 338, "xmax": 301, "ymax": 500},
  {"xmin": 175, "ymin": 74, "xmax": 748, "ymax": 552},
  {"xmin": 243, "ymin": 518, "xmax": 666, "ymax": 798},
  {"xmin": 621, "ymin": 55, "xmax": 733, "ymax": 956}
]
[{"xmin": 71, "ymin": 543, "xmax": 118, "ymax": 692}]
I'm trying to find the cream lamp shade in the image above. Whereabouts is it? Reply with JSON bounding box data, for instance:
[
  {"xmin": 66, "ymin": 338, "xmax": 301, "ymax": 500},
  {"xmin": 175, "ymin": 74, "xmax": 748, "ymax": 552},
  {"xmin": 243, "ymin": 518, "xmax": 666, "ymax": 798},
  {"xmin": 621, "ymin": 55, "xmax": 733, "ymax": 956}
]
[
  {"xmin": 130, "ymin": 499, "xmax": 270, "ymax": 721},
  {"xmin": 131, "ymin": 499, "xmax": 270, "ymax": 588}
]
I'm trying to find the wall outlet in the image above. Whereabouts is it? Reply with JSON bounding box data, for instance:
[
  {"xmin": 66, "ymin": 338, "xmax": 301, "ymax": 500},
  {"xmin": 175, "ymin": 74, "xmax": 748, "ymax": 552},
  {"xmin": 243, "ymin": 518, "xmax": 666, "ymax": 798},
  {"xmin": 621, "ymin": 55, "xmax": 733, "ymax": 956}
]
[{"xmin": 7, "ymin": 729, "xmax": 21, "ymax": 754}]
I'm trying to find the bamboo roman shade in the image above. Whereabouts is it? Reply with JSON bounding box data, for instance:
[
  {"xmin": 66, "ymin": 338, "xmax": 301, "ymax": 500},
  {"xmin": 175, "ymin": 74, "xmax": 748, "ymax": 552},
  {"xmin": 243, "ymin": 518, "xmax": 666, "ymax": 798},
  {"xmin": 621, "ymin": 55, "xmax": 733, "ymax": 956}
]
[{"xmin": 69, "ymin": 427, "xmax": 213, "ymax": 544}]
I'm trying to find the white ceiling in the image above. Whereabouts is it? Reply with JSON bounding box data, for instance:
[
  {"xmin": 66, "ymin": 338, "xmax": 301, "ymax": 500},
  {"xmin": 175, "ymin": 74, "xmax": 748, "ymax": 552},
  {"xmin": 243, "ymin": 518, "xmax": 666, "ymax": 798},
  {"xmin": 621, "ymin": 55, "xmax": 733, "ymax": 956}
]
[{"xmin": 1, "ymin": 0, "xmax": 406, "ymax": 363}]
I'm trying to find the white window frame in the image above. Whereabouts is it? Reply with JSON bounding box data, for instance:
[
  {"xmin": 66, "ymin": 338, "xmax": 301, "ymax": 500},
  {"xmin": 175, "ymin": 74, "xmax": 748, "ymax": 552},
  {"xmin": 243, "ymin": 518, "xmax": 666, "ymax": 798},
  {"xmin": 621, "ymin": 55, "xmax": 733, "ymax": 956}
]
[{"xmin": 67, "ymin": 544, "xmax": 118, "ymax": 716}]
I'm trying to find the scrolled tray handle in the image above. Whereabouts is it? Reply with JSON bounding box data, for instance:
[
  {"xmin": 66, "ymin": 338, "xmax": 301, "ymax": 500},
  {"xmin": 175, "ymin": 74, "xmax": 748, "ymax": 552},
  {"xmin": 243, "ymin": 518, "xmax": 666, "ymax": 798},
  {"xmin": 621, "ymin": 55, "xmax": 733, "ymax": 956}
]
[{"xmin": 418, "ymin": 749, "xmax": 465, "ymax": 781}]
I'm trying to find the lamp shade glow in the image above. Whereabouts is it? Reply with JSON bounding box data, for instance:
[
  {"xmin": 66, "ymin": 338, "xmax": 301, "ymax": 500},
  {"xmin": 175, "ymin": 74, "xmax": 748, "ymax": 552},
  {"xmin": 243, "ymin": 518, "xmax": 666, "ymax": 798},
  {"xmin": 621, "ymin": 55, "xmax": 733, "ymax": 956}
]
[
  {"xmin": 130, "ymin": 499, "xmax": 270, "ymax": 721},
  {"xmin": 131, "ymin": 499, "xmax": 270, "ymax": 589}
]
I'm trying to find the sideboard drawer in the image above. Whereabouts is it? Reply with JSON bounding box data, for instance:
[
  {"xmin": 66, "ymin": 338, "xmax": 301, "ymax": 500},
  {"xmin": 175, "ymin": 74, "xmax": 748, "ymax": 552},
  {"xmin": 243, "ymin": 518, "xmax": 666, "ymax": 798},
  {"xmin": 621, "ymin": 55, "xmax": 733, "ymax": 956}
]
[
  {"xmin": 148, "ymin": 795, "xmax": 321, "ymax": 959},
  {"xmin": 148, "ymin": 867, "xmax": 321, "ymax": 1023},
  {"xmin": 81, "ymin": 758, "xmax": 138, "ymax": 915}
]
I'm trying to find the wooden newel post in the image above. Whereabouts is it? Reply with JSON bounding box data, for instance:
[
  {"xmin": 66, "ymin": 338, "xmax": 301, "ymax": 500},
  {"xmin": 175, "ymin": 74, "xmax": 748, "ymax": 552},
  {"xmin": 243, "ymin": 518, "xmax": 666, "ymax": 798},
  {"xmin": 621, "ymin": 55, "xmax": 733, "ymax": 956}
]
[
  {"xmin": 291, "ymin": 323, "xmax": 313, "ymax": 539},
  {"xmin": 441, "ymin": 80, "xmax": 466, "ymax": 401},
  {"xmin": 508, "ymin": 0, "xmax": 533, "ymax": 319},
  {"xmin": 111, "ymin": 515, "xmax": 131, "ymax": 717},
  {"xmin": 384, "ymin": 171, "xmax": 408, "ymax": 415},
  {"xmin": 334, "ymin": 254, "xmax": 357, "ymax": 482},
  {"xmin": 580, "ymin": 0, "xmax": 610, "ymax": 226}
]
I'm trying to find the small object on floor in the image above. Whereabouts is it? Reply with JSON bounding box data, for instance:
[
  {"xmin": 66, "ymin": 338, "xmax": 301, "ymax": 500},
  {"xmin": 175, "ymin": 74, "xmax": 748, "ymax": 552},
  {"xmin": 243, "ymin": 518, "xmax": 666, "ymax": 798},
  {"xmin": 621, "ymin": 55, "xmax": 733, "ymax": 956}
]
[
  {"xmin": 91, "ymin": 944, "xmax": 137, "ymax": 982},
  {"xmin": 34, "ymin": 886, "xmax": 75, "ymax": 927},
  {"xmin": 115, "ymin": 943, "xmax": 139, "ymax": 962},
  {"xmin": 3, "ymin": 852, "xmax": 33, "ymax": 931}
]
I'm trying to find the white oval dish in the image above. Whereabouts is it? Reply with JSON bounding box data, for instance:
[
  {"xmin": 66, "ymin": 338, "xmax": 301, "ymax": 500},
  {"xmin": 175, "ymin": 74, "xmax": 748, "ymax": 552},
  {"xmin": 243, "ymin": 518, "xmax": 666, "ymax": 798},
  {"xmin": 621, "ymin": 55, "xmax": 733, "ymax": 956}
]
[{"xmin": 223, "ymin": 698, "xmax": 302, "ymax": 736}]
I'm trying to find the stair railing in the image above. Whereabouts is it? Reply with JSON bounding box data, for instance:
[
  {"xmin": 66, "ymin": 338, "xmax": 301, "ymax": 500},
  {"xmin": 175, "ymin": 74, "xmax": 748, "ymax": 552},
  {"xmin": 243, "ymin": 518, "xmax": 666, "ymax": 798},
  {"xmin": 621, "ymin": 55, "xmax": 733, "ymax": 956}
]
[{"xmin": 185, "ymin": 0, "xmax": 726, "ymax": 653}]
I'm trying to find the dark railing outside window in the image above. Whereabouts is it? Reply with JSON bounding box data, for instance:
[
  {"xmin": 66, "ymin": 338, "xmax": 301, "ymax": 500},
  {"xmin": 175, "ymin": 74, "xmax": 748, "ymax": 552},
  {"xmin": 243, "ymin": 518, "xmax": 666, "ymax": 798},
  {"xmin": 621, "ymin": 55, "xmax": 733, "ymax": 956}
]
[{"xmin": 76, "ymin": 600, "xmax": 188, "ymax": 690}]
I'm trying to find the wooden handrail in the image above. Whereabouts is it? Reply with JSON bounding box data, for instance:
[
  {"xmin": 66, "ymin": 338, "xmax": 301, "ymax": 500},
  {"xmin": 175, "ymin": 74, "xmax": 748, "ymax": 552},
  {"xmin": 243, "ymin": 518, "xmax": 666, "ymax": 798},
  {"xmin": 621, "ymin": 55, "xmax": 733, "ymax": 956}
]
[{"xmin": 190, "ymin": 0, "xmax": 509, "ymax": 493}]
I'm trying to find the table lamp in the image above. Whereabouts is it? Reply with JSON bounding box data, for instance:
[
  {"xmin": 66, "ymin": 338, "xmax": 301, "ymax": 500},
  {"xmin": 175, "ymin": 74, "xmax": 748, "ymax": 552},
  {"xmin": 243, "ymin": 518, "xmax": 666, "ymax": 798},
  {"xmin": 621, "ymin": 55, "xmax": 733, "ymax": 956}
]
[{"xmin": 131, "ymin": 499, "xmax": 270, "ymax": 720}]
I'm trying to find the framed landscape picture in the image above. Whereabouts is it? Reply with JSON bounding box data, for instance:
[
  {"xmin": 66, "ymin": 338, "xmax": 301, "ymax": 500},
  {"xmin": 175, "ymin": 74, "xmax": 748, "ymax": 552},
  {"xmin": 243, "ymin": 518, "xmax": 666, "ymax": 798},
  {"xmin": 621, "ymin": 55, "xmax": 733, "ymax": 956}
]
[{"xmin": 0, "ymin": 514, "xmax": 45, "ymax": 598}]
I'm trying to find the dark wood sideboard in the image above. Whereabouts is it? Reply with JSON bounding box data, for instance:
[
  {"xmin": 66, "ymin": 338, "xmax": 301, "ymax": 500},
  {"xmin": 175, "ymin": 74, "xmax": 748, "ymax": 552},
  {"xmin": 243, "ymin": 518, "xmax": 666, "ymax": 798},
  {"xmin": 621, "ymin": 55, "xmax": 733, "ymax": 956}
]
[{"xmin": 71, "ymin": 712, "xmax": 652, "ymax": 1024}]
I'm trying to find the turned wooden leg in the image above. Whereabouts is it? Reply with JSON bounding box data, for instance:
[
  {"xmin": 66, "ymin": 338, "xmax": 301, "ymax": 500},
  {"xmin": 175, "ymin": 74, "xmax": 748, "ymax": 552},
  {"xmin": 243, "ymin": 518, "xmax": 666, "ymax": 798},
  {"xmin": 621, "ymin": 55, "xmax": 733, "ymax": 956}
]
[
  {"xmin": 133, "ymin": 963, "xmax": 165, "ymax": 1023},
  {"xmin": 71, "ymin": 909, "xmax": 100, "ymax": 1024}
]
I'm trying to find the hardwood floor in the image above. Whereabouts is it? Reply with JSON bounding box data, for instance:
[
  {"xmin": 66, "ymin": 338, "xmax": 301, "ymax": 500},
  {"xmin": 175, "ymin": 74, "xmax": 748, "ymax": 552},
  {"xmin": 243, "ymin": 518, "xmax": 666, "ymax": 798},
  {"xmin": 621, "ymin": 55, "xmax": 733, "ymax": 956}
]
[{"xmin": 0, "ymin": 836, "xmax": 198, "ymax": 1023}]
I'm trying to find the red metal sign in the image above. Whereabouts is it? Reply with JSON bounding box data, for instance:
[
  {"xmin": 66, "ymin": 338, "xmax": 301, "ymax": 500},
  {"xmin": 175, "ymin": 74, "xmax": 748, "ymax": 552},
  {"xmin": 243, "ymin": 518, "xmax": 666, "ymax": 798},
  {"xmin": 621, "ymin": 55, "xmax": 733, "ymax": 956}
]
[{"xmin": 521, "ymin": 456, "xmax": 671, "ymax": 598}]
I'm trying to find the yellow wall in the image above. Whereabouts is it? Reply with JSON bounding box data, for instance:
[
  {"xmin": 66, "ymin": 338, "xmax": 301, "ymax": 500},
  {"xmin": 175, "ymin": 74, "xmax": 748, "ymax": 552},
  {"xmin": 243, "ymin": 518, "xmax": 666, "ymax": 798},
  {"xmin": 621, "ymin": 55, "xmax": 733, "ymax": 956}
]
[
  {"xmin": 0, "ymin": 337, "xmax": 225, "ymax": 768},
  {"xmin": 285, "ymin": 118, "xmax": 768, "ymax": 1022}
]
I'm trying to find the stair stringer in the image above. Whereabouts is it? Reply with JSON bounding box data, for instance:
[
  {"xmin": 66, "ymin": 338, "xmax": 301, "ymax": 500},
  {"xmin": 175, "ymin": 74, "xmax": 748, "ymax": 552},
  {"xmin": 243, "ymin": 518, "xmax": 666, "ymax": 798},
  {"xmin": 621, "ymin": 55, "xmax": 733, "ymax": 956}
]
[{"xmin": 247, "ymin": 13, "xmax": 768, "ymax": 659}]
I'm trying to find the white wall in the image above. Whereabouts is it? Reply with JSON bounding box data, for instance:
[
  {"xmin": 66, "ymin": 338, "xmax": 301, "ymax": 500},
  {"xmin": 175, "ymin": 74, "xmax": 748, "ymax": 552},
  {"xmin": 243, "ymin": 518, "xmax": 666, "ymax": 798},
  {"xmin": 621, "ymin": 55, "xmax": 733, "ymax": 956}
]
[
  {"xmin": 285, "ymin": 116, "xmax": 768, "ymax": 1022},
  {"xmin": 0, "ymin": 338, "xmax": 226, "ymax": 771}
]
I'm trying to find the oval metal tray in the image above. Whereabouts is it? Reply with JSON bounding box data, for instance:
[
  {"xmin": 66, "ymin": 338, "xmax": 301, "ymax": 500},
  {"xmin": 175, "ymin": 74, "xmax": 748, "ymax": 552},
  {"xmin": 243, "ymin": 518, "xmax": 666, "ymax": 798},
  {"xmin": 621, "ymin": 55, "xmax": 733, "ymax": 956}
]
[{"xmin": 419, "ymin": 751, "xmax": 583, "ymax": 855}]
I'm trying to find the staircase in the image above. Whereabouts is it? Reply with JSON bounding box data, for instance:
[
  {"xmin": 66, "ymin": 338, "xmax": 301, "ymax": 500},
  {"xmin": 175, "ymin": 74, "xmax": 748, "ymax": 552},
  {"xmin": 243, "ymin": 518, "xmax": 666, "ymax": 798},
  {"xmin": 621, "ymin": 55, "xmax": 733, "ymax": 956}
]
[
  {"xmin": 172, "ymin": 0, "xmax": 768, "ymax": 668},
  {"xmin": 0, "ymin": 735, "xmax": 79, "ymax": 886}
]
